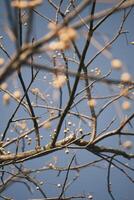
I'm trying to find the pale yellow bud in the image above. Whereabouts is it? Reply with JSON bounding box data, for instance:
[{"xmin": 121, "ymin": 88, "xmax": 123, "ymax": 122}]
[
  {"xmin": 122, "ymin": 101, "xmax": 131, "ymax": 110},
  {"xmin": 49, "ymin": 41, "xmax": 70, "ymax": 51},
  {"xmin": 121, "ymin": 72, "xmax": 131, "ymax": 82},
  {"xmin": 13, "ymin": 90, "xmax": 22, "ymax": 100},
  {"xmin": 87, "ymin": 99, "xmax": 96, "ymax": 107},
  {"xmin": 59, "ymin": 27, "xmax": 77, "ymax": 42},
  {"xmin": 111, "ymin": 59, "xmax": 122, "ymax": 69},
  {"xmin": 43, "ymin": 120, "xmax": 51, "ymax": 129},
  {"xmin": 0, "ymin": 82, "xmax": 8, "ymax": 90},
  {"xmin": 21, "ymin": 120, "xmax": 27, "ymax": 130},
  {"xmin": 122, "ymin": 140, "xmax": 133, "ymax": 150},
  {"xmin": 0, "ymin": 58, "xmax": 4, "ymax": 65},
  {"xmin": 31, "ymin": 88, "xmax": 39, "ymax": 95},
  {"xmin": 52, "ymin": 75, "xmax": 66, "ymax": 88},
  {"xmin": 3, "ymin": 93, "xmax": 10, "ymax": 105},
  {"xmin": 48, "ymin": 26, "xmax": 77, "ymax": 51}
]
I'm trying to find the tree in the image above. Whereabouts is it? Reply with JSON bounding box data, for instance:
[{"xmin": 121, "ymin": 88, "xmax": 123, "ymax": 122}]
[{"xmin": 0, "ymin": 0, "xmax": 134, "ymax": 199}]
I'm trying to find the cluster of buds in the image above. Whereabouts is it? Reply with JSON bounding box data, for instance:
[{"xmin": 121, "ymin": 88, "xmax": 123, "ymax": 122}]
[
  {"xmin": 2, "ymin": 89, "xmax": 22, "ymax": 105},
  {"xmin": 52, "ymin": 74, "xmax": 66, "ymax": 89},
  {"xmin": 48, "ymin": 23, "xmax": 77, "ymax": 51}
]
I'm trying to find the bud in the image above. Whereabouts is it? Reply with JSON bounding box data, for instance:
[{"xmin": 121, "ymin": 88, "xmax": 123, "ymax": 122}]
[
  {"xmin": 13, "ymin": 90, "xmax": 22, "ymax": 100},
  {"xmin": 121, "ymin": 72, "xmax": 131, "ymax": 82},
  {"xmin": 122, "ymin": 140, "xmax": 133, "ymax": 150},
  {"xmin": 0, "ymin": 57, "xmax": 4, "ymax": 65},
  {"xmin": 122, "ymin": 101, "xmax": 131, "ymax": 110},
  {"xmin": 43, "ymin": 120, "xmax": 51, "ymax": 129},
  {"xmin": 3, "ymin": 93, "xmax": 10, "ymax": 105},
  {"xmin": 87, "ymin": 99, "xmax": 96, "ymax": 107},
  {"xmin": 111, "ymin": 59, "xmax": 122, "ymax": 69},
  {"xmin": 52, "ymin": 75, "xmax": 66, "ymax": 88},
  {"xmin": 59, "ymin": 27, "xmax": 77, "ymax": 42},
  {"xmin": 0, "ymin": 82, "xmax": 8, "ymax": 90}
]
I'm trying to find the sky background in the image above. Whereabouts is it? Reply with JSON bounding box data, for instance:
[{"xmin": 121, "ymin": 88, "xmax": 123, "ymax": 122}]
[{"xmin": 0, "ymin": 1, "xmax": 134, "ymax": 200}]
